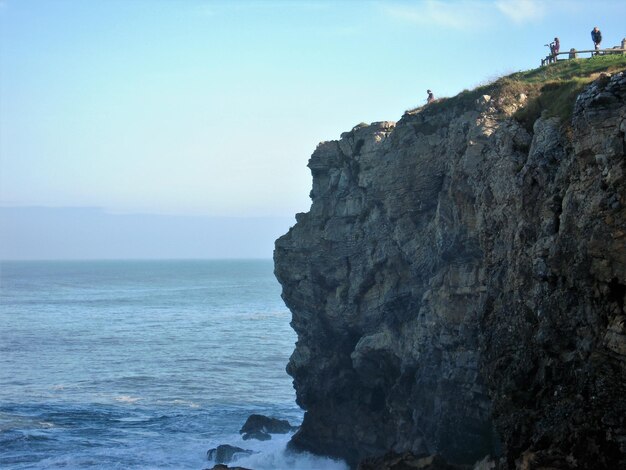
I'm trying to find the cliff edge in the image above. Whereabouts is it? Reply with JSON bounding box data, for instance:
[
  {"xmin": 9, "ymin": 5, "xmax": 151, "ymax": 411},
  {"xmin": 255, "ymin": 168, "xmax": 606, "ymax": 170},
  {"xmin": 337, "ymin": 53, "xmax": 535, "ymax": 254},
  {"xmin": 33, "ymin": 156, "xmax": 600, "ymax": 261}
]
[{"xmin": 274, "ymin": 63, "xmax": 626, "ymax": 469}]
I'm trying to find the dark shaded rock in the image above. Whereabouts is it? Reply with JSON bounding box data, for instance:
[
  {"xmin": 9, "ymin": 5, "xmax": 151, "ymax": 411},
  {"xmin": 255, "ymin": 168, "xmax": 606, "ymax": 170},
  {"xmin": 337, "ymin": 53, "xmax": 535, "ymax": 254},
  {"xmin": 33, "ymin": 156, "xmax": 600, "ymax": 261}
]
[
  {"xmin": 240, "ymin": 414, "xmax": 295, "ymax": 435},
  {"xmin": 275, "ymin": 71, "xmax": 626, "ymax": 469},
  {"xmin": 204, "ymin": 465, "xmax": 253, "ymax": 470},
  {"xmin": 207, "ymin": 445, "xmax": 253, "ymax": 464},
  {"xmin": 242, "ymin": 430, "xmax": 271, "ymax": 441},
  {"xmin": 358, "ymin": 452, "xmax": 460, "ymax": 470}
]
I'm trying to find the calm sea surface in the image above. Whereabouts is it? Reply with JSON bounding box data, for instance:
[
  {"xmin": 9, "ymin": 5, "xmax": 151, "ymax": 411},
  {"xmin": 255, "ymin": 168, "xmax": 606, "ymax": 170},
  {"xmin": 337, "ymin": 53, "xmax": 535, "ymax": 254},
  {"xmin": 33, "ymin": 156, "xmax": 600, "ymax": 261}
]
[{"xmin": 0, "ymin": 260, "xmax": 346, "ymax": 469}]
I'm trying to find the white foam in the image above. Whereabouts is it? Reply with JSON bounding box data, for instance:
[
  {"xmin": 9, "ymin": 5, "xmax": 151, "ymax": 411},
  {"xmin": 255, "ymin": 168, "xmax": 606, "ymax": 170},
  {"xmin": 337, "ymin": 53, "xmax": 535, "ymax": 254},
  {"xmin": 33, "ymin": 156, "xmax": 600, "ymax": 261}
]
[
  {"xmin": 212, "ymin": 433, "xmax": 349, "ymax": 470},
  {"xmin": 171, "ymin": 399, "xmax": 201, "ymax": 408},
  {"xmin": 235, "ymin": 449, "xmax": 349, "ymax": 470},
  {"xmin": 115, "ymin": 395, "xmax": 141, "ymax": 403}
]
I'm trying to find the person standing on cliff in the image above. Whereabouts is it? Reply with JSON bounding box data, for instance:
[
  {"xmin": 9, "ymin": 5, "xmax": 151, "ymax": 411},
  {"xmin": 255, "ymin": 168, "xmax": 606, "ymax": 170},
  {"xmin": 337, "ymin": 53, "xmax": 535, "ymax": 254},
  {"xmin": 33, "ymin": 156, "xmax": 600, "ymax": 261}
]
[
  {"xmin": 591, "ymin": 26, "xmax": 602, "ymax": 51},
  {"xmin": 550, "ymin": 37, "xmax": 560, "ymax": 60},
  {"xmin": 427, "ymin": 90, "xmax": 435, "ymax": 104}
]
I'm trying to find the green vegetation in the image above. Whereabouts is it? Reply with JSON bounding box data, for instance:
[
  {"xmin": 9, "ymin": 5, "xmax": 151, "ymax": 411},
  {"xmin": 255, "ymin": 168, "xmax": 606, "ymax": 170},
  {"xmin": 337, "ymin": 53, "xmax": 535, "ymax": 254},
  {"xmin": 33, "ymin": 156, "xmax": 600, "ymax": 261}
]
[
  {"xmin": 509, "ymin": 54, "xmax": 626, "ymax": 83},
  {"xmin": 512, "ymin": 55, "xmax": 626, "ymax": 130},
  {"xmin": 512, "ymin": 78, "xmax": 590, "ymax": 131},
  {"xmin": 407, "ymin": 55, "xmax": 626, "ymax": 131}
]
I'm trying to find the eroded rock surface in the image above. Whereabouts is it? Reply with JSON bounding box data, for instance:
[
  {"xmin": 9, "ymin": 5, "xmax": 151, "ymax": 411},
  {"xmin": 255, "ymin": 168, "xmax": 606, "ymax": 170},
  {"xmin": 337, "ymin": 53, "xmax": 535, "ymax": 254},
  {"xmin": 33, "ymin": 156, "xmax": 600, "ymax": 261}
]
[{"xmin": 274, "ymin": 72, "xmax": 626, "ymax": 469}]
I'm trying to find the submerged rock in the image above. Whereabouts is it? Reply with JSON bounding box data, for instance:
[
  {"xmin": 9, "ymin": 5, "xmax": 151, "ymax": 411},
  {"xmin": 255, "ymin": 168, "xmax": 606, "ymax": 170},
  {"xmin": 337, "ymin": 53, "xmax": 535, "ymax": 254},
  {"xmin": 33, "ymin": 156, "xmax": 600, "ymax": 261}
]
[
  {"xmin": 204, "ymin": 465, "xmax": 253, "ymax": 470},
  {"xmin": 207, "ymin": 445, "xmax": 253, "ymax": 464},
  {"xmin": 241, "ymin": 430, "xmax": 271, "ymax": 441}
]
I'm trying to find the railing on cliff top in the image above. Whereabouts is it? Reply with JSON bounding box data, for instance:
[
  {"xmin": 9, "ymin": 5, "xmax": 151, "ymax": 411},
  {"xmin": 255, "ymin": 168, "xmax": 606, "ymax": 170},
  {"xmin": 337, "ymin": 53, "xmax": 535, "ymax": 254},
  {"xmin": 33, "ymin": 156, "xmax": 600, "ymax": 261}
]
[{"xmin": 541, "ymin": 38, "xmax": 626, "ymax": 66}]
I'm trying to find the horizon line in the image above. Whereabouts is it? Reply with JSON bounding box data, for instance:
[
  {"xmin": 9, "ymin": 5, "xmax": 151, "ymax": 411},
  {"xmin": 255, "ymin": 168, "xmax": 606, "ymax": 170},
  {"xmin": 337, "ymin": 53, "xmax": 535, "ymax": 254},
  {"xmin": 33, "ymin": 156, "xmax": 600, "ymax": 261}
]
[
  {"xmin": 0, "ymin": 257, "xmax": 275, "ymax": 262},
  {"xmin": 0, "ymin": 205, "xmax": 299, "ymax": 219}
]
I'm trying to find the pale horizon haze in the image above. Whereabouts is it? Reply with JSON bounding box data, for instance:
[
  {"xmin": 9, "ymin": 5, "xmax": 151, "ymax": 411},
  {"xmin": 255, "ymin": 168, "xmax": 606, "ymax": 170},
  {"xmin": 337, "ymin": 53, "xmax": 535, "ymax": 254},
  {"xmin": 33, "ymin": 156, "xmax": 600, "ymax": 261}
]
[{"xmin": 1, "ymin": 0, "xmax": 625, "ymax": 258}]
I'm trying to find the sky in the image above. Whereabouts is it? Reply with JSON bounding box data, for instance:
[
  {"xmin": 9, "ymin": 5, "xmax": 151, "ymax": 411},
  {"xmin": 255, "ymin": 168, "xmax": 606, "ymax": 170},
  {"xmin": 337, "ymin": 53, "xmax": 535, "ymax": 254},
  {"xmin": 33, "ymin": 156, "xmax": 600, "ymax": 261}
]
[
  {"xmin": 0, "ymin": 207, "xmax": 291, "ymax": 259},
  {"xmin": 0, "ymin": 0, "xmax": 625, "ymax": 258}
]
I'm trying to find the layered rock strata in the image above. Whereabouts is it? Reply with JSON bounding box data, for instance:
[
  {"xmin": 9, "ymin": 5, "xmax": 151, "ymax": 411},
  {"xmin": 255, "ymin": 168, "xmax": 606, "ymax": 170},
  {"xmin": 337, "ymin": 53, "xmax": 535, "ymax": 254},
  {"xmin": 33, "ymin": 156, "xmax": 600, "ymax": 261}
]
[{"xmin": 274, "ymin": 72, "xmax": 626, "ymax": 469}]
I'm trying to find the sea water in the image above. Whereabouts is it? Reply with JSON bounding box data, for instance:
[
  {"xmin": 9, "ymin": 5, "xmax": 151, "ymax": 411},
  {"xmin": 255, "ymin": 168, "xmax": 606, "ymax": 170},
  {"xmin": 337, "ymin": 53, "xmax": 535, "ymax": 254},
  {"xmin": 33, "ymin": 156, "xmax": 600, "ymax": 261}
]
[{"xmin": 0, "ymin": 260, "xmax": 347, "ymax": 470}]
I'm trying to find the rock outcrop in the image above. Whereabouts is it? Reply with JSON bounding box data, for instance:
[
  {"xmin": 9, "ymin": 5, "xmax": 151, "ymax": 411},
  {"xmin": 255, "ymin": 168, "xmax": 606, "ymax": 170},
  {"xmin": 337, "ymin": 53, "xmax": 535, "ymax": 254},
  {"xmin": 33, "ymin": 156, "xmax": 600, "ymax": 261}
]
[
  {"xmin": 274, "ymin": 71, "xmax": 626, "ymax": 469},
  {"xmin": 207, "ymin": 445, "xmax": 253, "ymax": 464},
  {"xmin": 240, "ymin": 414, "xmax": 296, "ymax": 441}
]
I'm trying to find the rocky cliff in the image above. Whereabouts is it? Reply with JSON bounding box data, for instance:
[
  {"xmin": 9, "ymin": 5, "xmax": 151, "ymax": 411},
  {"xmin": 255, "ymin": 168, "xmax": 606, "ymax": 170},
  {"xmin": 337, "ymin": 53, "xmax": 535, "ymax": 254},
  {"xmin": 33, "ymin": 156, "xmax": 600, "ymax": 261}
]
[{"xmin": 274, "ymin": 70, "xmax": 626, "ymax": 469}]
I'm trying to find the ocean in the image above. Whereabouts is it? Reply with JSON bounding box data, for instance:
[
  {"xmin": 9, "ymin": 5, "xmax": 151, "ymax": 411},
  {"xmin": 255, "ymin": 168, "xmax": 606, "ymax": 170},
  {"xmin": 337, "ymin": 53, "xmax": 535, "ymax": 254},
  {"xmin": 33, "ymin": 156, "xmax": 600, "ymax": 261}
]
[{"xmin": 0, "ymin": 260, "xmax": 347, "ymax": 470}]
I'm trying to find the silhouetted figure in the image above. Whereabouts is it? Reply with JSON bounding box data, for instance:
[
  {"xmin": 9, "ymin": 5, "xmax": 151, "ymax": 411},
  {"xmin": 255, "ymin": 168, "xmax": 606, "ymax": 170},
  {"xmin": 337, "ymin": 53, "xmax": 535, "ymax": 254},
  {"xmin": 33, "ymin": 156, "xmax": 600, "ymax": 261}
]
[
  {"xmin": 591, "ymin": 26, "xmax": 602, "ymax": 51},
  {"xmin": 550, "ymin": 37, "xmax": 560, "ymax": 57},
  {"xmin": 545, "ymin": 37, "xmax": 560, "ymax": 64},
  {"xmin": 427, "ymin": 90, "xmax": 435, "ymax": 104}
]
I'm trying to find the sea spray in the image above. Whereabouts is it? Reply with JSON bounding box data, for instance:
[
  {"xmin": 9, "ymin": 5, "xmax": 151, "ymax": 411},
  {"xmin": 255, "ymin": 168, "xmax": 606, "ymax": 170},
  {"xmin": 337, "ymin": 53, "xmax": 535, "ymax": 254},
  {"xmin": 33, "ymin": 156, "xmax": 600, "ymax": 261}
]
[{"xmin": 208, "ymin": 433, "xmax": 349, "ymax": 470}]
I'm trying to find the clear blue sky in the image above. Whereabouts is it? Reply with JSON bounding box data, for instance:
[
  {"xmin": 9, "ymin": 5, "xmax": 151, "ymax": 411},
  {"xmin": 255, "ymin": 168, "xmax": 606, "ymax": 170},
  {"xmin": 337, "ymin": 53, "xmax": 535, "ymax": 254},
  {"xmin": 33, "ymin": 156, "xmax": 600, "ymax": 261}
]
[{"xmin": 1, "ymin": 0, "xmax": 625, "ymax": 217}]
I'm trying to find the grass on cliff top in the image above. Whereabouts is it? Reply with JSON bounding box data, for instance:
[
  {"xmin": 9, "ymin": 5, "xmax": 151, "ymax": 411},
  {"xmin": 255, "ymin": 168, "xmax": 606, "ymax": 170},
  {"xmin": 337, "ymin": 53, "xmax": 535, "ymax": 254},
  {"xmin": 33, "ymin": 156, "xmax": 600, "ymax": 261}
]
[
  {"xmin": 512, "ymin": 55, "xmax": 626, "ymax": 129},
  {"xmin": 407, "ymin": 54, "xmax": 626, "ymax": 130},
  {"xmin": 509, "ymin": 54, "xmax": 626, "ymax": 83},
  {"xmin": 512, "ymin": 77, "xmax": 589, "ymax": 131}
]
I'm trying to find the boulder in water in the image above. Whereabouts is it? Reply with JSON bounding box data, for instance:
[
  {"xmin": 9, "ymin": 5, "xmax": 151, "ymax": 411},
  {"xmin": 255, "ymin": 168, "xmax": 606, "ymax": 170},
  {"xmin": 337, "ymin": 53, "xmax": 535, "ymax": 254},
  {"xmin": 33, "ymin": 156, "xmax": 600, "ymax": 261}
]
[
  {"xmin": 241, "ymin": 430, "xmax": 271, "ymax": 441},
  {"xmin": 206, "ymin": 444, "xmax": 253, "ymax": 464},
  {"xmin": 204, "ymin": 465, "xmax": 253, "ymax": 470},
  {"xmin": 240, "ymin": 414, "xmax": 295, "ymax": 435}
]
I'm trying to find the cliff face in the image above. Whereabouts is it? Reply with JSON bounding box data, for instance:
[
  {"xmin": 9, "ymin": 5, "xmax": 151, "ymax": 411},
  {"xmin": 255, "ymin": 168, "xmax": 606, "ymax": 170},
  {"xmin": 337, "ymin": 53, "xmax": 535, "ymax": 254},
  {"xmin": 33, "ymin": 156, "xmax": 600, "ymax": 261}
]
[{"xmin": 274, "ymin": 71, "xmax": 626, "ymax": 469}]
